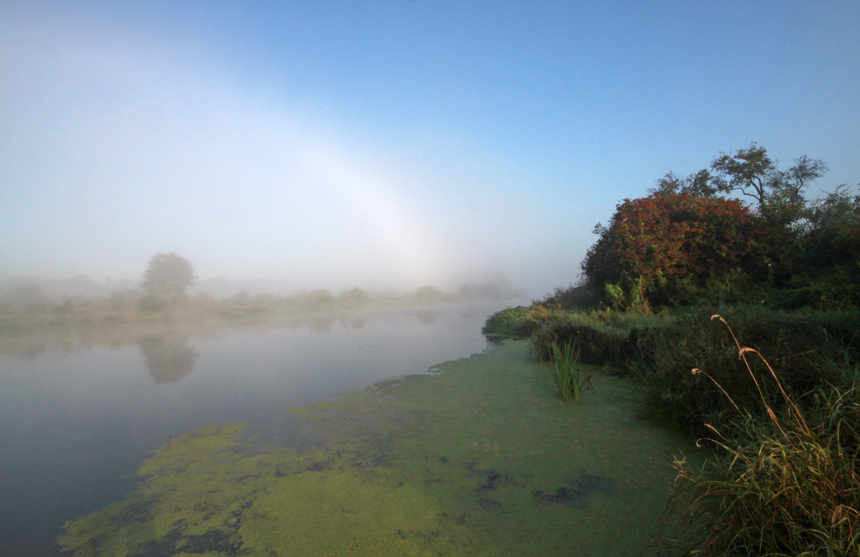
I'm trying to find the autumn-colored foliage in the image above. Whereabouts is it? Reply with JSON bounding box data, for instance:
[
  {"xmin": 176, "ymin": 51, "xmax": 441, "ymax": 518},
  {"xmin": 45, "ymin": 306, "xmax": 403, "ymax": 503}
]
[{"xmin": 582, "ymin": 193, "xmax": 767, "ymax": 306}]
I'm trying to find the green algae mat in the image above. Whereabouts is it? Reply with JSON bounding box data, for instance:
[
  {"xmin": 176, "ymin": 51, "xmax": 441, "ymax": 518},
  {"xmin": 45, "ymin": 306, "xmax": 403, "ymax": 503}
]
[{"xmin": 59, "ymin": 340, "xmax": 693, "ymax": 556}]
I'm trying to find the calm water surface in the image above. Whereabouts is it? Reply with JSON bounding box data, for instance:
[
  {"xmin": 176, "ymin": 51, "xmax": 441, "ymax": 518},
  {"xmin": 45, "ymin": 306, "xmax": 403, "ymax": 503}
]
[{"xmin": 0, "ymin": 304, "xmax": 503, "ymax": 557}]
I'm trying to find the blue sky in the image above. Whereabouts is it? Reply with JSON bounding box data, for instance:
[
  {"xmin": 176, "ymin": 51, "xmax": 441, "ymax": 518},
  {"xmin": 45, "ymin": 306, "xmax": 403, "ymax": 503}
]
[{"xmin": 2, "ymin": 0, "xmax": 859, "ymax": 296}]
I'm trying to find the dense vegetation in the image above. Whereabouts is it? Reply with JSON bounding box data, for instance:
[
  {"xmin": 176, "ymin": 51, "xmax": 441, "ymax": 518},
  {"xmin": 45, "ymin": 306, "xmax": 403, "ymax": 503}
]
[
  {"xmin": 576, "ymin": 144, "xmax": 859, "ymax": 311},
  {"xmin": 484, "ymin": 144, "xmax": 860, "ymax": 556}
]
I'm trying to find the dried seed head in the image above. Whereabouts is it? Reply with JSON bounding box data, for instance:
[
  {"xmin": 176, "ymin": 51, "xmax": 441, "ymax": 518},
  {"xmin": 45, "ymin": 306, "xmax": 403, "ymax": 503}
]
[{"xmin": 832, "ymin": 504, "xmax": 844, "ymax": 526}]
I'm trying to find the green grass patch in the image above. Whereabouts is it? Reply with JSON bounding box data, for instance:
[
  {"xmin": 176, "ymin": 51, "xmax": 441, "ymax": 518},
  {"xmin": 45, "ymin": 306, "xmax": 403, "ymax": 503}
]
[{"xmin": 631, "ymin": 306, "xmax": 860, "ymax": 437}]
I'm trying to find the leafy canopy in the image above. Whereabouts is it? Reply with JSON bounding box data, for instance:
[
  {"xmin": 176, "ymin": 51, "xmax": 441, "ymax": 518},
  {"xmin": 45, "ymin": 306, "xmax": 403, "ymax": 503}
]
[
  {"xmin": 649, "ymin": 142, "xmax": 827, "ymax": 228},
  {"xmin": 582, "ymin": 193, "xmax": 767, "ymax": 307}
]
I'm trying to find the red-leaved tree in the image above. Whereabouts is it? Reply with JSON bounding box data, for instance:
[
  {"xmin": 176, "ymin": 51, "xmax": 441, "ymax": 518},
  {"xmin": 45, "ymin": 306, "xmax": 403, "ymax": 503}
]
[{"xmin": 582, "ymin": 193, "xmax": 769, "ymax": 307}]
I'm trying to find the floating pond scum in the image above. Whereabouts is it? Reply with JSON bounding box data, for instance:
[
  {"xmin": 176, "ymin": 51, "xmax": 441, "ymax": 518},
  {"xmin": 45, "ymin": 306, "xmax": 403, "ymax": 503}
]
[{"xmin": 59, "ymin": 341, "xmax": 693, "ymax": 556}]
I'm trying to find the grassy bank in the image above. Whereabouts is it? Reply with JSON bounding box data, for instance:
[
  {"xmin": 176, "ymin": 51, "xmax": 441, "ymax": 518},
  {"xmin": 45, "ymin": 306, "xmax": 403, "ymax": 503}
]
[{"xmin": 483, "ymin": 302, "xmax": 860, "ymax": 555}]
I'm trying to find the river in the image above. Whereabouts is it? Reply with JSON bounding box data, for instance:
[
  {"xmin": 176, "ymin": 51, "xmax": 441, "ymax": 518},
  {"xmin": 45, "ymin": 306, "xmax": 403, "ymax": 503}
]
[{"xmin": 1, "ymin": 303, "xmax": 694, "ymax": 556}]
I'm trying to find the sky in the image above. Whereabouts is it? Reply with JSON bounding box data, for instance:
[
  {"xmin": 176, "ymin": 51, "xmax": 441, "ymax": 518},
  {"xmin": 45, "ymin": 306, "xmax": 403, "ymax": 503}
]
[{"xmin": 2, "ymin": 0, "xmax": 859, "ymax": 297}]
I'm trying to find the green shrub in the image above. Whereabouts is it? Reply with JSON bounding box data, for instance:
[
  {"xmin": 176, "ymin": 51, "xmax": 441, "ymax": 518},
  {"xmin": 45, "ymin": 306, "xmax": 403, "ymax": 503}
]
[
  {"xmin": 482, "ymin": 307, "xmax": 535, "ymax": 338},
  {"xmin": 482, "ymin": 303, "xmax": 566, "ymax": 338},
  {"xmin": 528, "ymin": 308, "xmax": 678, "ymax": 370},
  {"xmin": 540, "ymin": 282, "xmax": 601, "ymax": 310},
  {"xmin": 531, "ymin": 322, "xmax": 631, "ymax": 366}
]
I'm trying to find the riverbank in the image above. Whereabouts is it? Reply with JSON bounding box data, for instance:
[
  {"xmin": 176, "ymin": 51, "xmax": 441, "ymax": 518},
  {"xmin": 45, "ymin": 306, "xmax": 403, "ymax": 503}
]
[
  {"xmin": 59, "ymin": 340, "xmax": 693, "ymax": 556},
  {"xmin": 483, "ymin": 303, "xmax": 860, "ymax": 555}
]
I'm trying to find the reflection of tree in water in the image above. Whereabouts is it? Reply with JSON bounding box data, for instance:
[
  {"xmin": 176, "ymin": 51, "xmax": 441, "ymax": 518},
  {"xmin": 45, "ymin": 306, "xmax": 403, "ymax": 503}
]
[
  {"xmin": 3, "ymin": 341, "xmax": 48, "ymax": 360},
  {"xmin": 414, "ymin": 310, "xmax": 440, "ymax": 325},
  {"xmin": 345, "ymin": 316, "xmax": 368, "ymax": 330},
  {"xmin": 305, "ymin": 315, "xmax": 336, "ymax": 334},
  {"xmin": 138, "ymin": 334, "xmax": 197, "ymax": 384}
]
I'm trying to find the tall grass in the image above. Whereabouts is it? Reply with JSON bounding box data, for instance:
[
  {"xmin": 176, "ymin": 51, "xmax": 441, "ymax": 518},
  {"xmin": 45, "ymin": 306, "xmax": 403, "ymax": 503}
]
[
  {"xmin": 665, "ymin": 315, "xmax": 860, "ymax": 556},
  {"xmin": 528, "ymin": 308, "xmax": 677, "ymax": 370},
  {"xmin": 631, "ymin": 307, "xmax": 860, "ymax": 437},
  {"xmin": 544, "ymin": 341, "xmax": 587, "ymax": 401}
]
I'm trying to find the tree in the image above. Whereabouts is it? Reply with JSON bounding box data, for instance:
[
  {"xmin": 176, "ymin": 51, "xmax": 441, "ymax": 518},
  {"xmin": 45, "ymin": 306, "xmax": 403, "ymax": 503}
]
[
  {"xmin": 779, "ymin": 155, "xmax": 829, "ymax": 201},
  {"xmin": 141, "ymin": 253, "xmax": 196, "ymax": 297},
  {"xmin": 801, "ymin": 184, "xmax": 860, "ymax": 269},
  {"xmin": 710, "ymin": 142, "xmax": 776, "ymax": 208},
  {"xmin": 710, "ymin": 143, "xmax": 827, "ymax": 224},
  {"xmin": 650, "ymin": 169, "xmax": 717, "ymax": 198},
  {"xmin": 582, "ymin": 193, "xmax": 768, "ymax": 306}
]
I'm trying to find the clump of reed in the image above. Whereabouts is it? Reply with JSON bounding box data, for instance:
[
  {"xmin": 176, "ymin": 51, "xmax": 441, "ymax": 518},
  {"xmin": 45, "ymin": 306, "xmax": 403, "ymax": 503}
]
[
  {"xmin": 543, "ymin": 341, "xmax": 588, "ymax": 401},
  {"xmin": 665, "ymin": 315, "xmax": 860, "ymax": 556},
  {"xmin": 529, "ymin": 309, "xmax": 676, "ymax": 371},
  {"xmin": 531, "ymin": 321, "xmax": 630, "ymax": 366}
]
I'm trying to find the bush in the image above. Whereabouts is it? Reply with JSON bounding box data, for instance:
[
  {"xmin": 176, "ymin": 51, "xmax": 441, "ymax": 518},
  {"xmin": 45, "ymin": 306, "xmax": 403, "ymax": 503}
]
[
  {"xmin": 481, "ymin": 304, "xmax": 566, "ymax": 338},
  {"xmin": 540, "ymin": 282, "xmax": 601, "ymax": 310},
  {"xmin": 531, "ymin": 322, "xmax": 632, "ymax": 366},
  {"xmin": 528, "ymin": 309, "xmax": 677, "ymax": 369},
  {"xmin": 581, "ymin": 193, "xmax": 769, "ymax": 308}
]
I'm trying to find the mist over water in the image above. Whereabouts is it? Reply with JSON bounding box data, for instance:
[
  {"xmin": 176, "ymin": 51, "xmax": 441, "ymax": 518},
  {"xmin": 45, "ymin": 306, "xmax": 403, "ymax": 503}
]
[{"xmin": 0, "ymin": 303, "xmax": 510, "ymax": 557}]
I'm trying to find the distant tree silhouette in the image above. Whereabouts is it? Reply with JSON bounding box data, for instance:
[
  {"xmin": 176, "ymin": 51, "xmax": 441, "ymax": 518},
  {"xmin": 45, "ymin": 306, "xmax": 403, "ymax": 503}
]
[{"xmin": 141, "ymin": 253, "xmax": 196, "ymax": 297}]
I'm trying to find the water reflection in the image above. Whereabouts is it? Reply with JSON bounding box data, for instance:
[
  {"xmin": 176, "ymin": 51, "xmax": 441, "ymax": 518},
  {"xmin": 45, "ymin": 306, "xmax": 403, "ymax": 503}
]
[
  {"xmin": 414, "ymin": 309, "xmax": 440, "ymax": 324},
  {"xmin": 0, "ymin": 302, "xmax": 516, "ymax": 557},
  {"xmin": 2, "ymin": 339, "xmax": 48, "ymax": 360},
  {"xmin": 0, "ymin": 304, "xmax": 514, "ymax": 362},
  {"xmin": 137, "ymin": 334, "xmax": 197, "ymax": 384},
  {"xmin": 303, "ymin": 314, "xmax": 336, "ymax": 334},
  {"xmin": 346, "ymin": 316, "xmax": 368, "ymax": 329}
]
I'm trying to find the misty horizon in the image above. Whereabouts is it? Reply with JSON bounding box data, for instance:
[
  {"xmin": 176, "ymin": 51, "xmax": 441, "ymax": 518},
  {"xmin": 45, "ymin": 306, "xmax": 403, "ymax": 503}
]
[
  {"xmin": 3, "ymin": 2, "xmax": 859, "ymax": 307},
  {"xmin": 0, "ymin": 271, "xmax": 530, "ymax": 303}
]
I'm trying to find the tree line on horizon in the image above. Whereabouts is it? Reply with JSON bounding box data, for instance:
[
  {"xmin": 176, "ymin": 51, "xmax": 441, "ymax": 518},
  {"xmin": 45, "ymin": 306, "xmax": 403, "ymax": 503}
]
[{"xmin": 0, "ymin": 252, "xmax": 524, "ymax": 317}]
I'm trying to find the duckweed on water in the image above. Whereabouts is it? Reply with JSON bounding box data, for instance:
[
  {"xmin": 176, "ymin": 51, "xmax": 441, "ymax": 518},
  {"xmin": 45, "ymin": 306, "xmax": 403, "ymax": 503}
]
[{"xmin": 60, "ymin": 341, "xmax": 695, "ymax": 556}]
